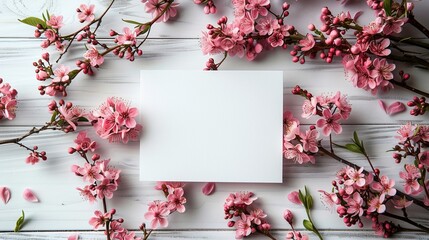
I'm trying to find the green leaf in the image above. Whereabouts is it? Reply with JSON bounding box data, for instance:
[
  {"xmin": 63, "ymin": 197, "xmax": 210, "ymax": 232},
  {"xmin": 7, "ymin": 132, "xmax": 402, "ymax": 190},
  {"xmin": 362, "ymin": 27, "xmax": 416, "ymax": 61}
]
[
  {"xmin": 14, "ymin": 210, "xmax": 25, "ymax": 232},
  {"xmin": 353, "ymin": 131, "xmax": 360, "ymax": 145},
  {"xmin": 306, "ymin": 193, "xmax": 314, "ymax": 209},
  {"xmin": 298, "ymin": 190, "xmax": 305, "ymax": 206},
  {"xmin": 384, "ymin": 0, "xmax": 392, "ymax": 16},
  {"xmin": 78, "ymin": 117, "xmax": 89, "ymax": 122},
  {"xmin": 18, "ymin": 17, "xmax": 47, "ymax": 28},
  {"xmin": 122, "ymin": 19, "xmax": 144, "ymax": 26},
  {"xmin": 50, "ymin": 110, "xmax": 58, "ymax": 123},
  {"xmin": 68, "ymin": 69, "xmax": 81, "ymax": 80},
  {"xmin": 303, "ymin": 219, "xmax": 314, "ymax": 231},
  {"xmin": 345, "ymin": 143, "xmax": 363, "ymax": 154},
  {"xmin": 46, "ymin": 10, "xmax": 50, "ymax": 20}
]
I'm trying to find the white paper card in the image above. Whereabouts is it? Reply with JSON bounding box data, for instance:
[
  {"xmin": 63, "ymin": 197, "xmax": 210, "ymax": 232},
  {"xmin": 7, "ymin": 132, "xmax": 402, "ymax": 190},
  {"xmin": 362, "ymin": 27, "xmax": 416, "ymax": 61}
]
[{"xmin": 140, "ymin": 70, "xmax": 283, "ymax": 183}]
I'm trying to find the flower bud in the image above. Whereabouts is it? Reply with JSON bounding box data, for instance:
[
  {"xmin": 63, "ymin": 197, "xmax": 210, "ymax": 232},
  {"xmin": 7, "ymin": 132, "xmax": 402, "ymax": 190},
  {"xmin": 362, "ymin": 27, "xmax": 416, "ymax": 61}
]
[{"xmin": 283, "ymin": 209, "xmax": 293, "ymax": 224}]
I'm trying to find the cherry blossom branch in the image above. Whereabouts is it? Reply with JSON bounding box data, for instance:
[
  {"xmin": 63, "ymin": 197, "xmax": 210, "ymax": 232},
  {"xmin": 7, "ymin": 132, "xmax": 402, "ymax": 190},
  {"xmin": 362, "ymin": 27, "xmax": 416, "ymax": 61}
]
[
  {"xmin": 56, "ymin": 0, "xmax": 116, "ymax": 63},
  {"xmin": 383, "ymin": 211, "xmax": 429, "ymax": 233},
  {"xmin": 318, "ymin": 146, "xmax": 429, "ymax": 211},
  {"xmin": 407, "ymin": 13, "xmax": 429, "ymax": 39},
  {"xmin": 391, "ymin": 80, "xmax": 429, "ymax": 98}
]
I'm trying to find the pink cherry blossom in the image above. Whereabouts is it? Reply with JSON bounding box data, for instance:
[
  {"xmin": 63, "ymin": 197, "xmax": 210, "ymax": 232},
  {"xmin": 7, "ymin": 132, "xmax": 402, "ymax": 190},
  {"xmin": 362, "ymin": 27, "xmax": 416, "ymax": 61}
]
[
  {"xmin": 245, "ymin": 0, "xmax": 269, "ymax": 19},
  {"xmin": 89, "ymin": 210, "xmax": 111, "ymax": 229},
  {"xmin": 399, "ymin": 164, "xmax": 422, "ymax": 194},
  {"xmin": 1, "ymin": 96, "xmax": 17, "ymax": 120},
  {"xmin": 144, "ymin": 0, "xmax": 179, "ymax": 23},
  {"xmin": 83, "ymin": 45, "xmax": 104, "ymax": 67},
  {"xmin": 114, "ymin": 101, "xmax": 138, "ymax": 128},
  {"xmin": 25, "ymin": 152, "xmax": 40, "ymax": 165},
  {"xmin": 316, "ymin": 109, "xmax": 342, "ymax": 136},
  {"xmin": 369, "ymin": 38, "xmax": 391, "ymax": 56},
  {"xmin": 249, "ymin": 208, "xmax": 266, "ymax": 225},
  {"xmin": 46, "ymin": 15, "xmax": 64, "ymax": 29},
  {"xmin": 344, "ymin": 167, "xmax": 366, "ymax": 188},
  {"xmin": 330, "ymin": 91, "xmax": 352, "ymax": 119},
  {"xmin": 284, "ymin": 143, "xmax": 314, "ymax": 164},
  {"xmin": 299, "ymin": 128, "xmax": 319, "ymax": 153},
  {"xmin": 167, "ymin": 187, "xmax": 186, "ymax": 213},
  {"xmin": 116, "ymin": 27, "xmax": 137, "ymax": 45},
  {"xmin": 75, "ymin": 131, "xmax": 96, "ymax": 152},
  {"xmin": 255, "ymin": 17, "xmax": 279, "ymax": 35},
  {"xmin": 391, "ymin": 196, "xmax": 413, "ymax": 209},
  {"xmin": 382, "ymin": 17, "xmax": 405, "ymax": 35},
  {"xmin": 96, "ymin": 178, "xmax": 118, "ymax": 199},
  {"xmin": 58, "ymin": 105, "xmax": 84, "ymax": 131},
  {"xmin": 23, "ymin": 188, "xmax": 39, "ymax": 203},
  {"xmin": 346, "ymin": 192, "xmax": 363, "ymax": 216},
  {"xmin": 318, "ymin": 190, "xmax": 339, "ymax": 210},
  {"xmin": 144, "ymin": 200, "xmax": 171, "ymax": 229},
  {"xmin": 235, "ymin": 213, "xmax": 252, "ymax": 239},
  {"xmin": 267, "ymin": 31, "xmax": 284, "ymax": 47},
  {"xmin": 52, "ymin": 65, "xmax": 71, "ymax": 83},
  {"xmin": 78, "ymin": 163, "xmax": 103, "ymax": 183},
  {"xmin": 299, "ymin": 34, "xmax": 315, "ymax": 51},
  {"xmin": 77, "ymin": 185, "xmax": 96, "ymax": 204},
  {"xmin": 283, "ymin": 111, "xmax": 299, "ymax": 141},
  {"xmin": 370, "ymin": 58, "xmax": 395, "ymax": 82},
  {"xmin": 301, "ymin": 97, "xmax": 317, "ymax": 119},
  {"xmin": 396, "ymin": 122, "xmax": 415, "ymax": 143},
  {"xmin": 78, "ymin": 4, "xmax": 95, "ymax": 23},
  {"xmin": 287, "ymin": 191, "xmax": 302, "ymax": 205},
  {"xmin": 234, "ymin": 191, "xmax": 257, "ymax": 205},
  {"xmin": 371, "ymin": 175, "xmax": 396, "ymax": 196},
  {"xmin": 44, "ymin": 29, "xmax": 56, "ymax": 42},
  {"xmin": 367, "ymin": 194, "xmax": 386, "ymax": 213}
]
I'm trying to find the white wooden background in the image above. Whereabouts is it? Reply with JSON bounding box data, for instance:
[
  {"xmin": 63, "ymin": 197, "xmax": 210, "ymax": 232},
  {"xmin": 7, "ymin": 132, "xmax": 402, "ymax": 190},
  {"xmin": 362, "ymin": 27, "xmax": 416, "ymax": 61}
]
[{"xmin": 0, "ymin": 0, "xmax": 428, "ymax": 239}]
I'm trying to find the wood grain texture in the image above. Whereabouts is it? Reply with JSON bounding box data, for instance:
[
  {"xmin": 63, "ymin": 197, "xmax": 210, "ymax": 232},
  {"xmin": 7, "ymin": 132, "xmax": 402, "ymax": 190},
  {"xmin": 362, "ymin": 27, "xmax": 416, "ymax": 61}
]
[
  {"xmin": 1, "ymin": 231, "xmax": 428, "ymax": 240},
  {"xmin": 1, "ymin": 0, "xmax": 429, "ymax": 39},
  {"xmin": 1, "ymin": 0, "xmax": 429, "ymax": 239},
  {"xmin": 0, "ymin": 126, "xmax": 428, "ymax": 232}
]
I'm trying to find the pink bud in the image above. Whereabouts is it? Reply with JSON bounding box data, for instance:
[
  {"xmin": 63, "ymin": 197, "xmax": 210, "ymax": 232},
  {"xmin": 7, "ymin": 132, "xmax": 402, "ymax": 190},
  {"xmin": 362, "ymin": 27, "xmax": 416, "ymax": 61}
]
[
  {"xmin": 42, "ymin": 52, "xmax": 50, "ymax": 61},
  {"xmin": 307, "ymin": 24, "xmax": 315, "ymax": 31},
  {"xmin": 283, "ymin": 209, "xmax": 293, "ymax": 224}
]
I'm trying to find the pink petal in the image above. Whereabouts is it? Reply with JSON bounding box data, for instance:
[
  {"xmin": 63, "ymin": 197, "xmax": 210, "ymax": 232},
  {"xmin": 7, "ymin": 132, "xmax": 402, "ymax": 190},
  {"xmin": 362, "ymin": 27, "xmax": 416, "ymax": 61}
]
[
  {"xmin": 378, "ymin": 100, "xmax": 387, "ymax": 113},
  {"xmin": 23, "ymin": 188, "xmax": 39, "ymax": 203},
  {"xmin": 353, "ymin": 11, "xmax": 364, "ymax": 22},
  {"xmin": 68, "ymin": 234, "xmax": 79, "ymax": 240},
  {"xmin": 287, "ymin": 191, "xmax": 302, "ymax": 205},
  {"xmin": 202, "ymin": 182, "xmax": 216, "ymax": 196},
  {"xmin": 0, "ymin": 186, "xmax": 11, "ymax": 204},
  {"xmin": 387, "ymin": 101, "xmax": 406, "ymax": 115}
]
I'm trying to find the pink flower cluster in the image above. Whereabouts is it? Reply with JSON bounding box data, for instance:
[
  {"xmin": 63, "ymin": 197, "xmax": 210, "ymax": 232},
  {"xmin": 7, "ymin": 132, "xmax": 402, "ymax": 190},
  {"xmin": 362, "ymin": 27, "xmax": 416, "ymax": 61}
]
[
  {"xmin": 34, "ymin": 14, "xmax": 65, "ymax": 51},
  {"xmin": 70, "ymin": 132, "xmax": 120, "ymax": 203},
  {"xmin": 223, "ymin": 192, "xmax": 271, "ymax": 239},
  {"xmin": 89, "ymin": 97, "xmax": 142, "ymax": 144},
  {"xmin": 144, "ymin": 182, "xmax": 187, "ymax": 229},
  {"xmin": 69, "ymin": 133, "xmax": 143, "ymax": 240},
  {"xmin": 293, "ymin": 86, "xmax": 351, "ymax": 136},
  {"xmin": 326, "ymin": 166, "xmax": 401, "ymax": 237},
  {"xmin": 283, "ymin": 111, "xmax": 319, "ymax": 164},
  {"xmin": 201, "ymin": 1, "xmax": 294, "ymax": 69},
  {"xmin": 0, "ymin": 78, "xmax": 17, "ymax": 121},
  {"xmin": 392, "ymin": 123, "xmax": 429, "ymax": 206}
]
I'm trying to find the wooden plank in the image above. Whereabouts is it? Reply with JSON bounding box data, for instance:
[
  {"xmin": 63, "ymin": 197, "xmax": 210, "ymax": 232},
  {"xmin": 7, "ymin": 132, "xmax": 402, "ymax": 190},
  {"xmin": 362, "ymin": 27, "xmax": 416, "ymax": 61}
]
[
  {"xmin": 0, "ymin": 126, "xmax": 428, "ymax": 231},
  {"xmin": 0, "ymin": 39, "xmax": 427, "ymax": 127},
  {"xmin": 0, "ymin": 0, "xmax": 428, "ymax": 38},
  {"xmin": 0, "ymin": 230, "xmax": 428, "ymax": 240}
]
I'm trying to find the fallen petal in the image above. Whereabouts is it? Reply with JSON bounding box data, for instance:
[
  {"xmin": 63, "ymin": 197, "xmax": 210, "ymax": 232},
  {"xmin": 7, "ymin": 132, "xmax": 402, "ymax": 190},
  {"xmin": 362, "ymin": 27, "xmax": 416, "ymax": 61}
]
[
  {"xmin": 378, "ymin": 100, "xmax": 387, "ymax": 113},
  {"xmin": 288, "ymin": 191, "xmax": 302, "ymax": 205},
  {"xmin": 387, "ymin": 101, "xmax": 406, "ymax": 115},
  {"xmin": 68, "ymin": 234, "xmax": 79, "ymax": 240},
  {"xmin": 23, "ymin": 188, "xmax": 39, "ymax": 203},
  {"xmin": 0, "ymin": 186, "xmax": 11, "ymax": 204},
  {"xmin": 202, "ymin": 182, "xmax": 216, "ymax": 196}
]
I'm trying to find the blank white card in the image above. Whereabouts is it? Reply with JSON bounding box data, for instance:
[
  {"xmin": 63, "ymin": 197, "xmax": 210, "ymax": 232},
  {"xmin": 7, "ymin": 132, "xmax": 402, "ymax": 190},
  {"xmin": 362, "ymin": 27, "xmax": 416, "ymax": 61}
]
[{"xmin": 140, "ymin": 70, "xmax": 283, "ymax": 183}]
